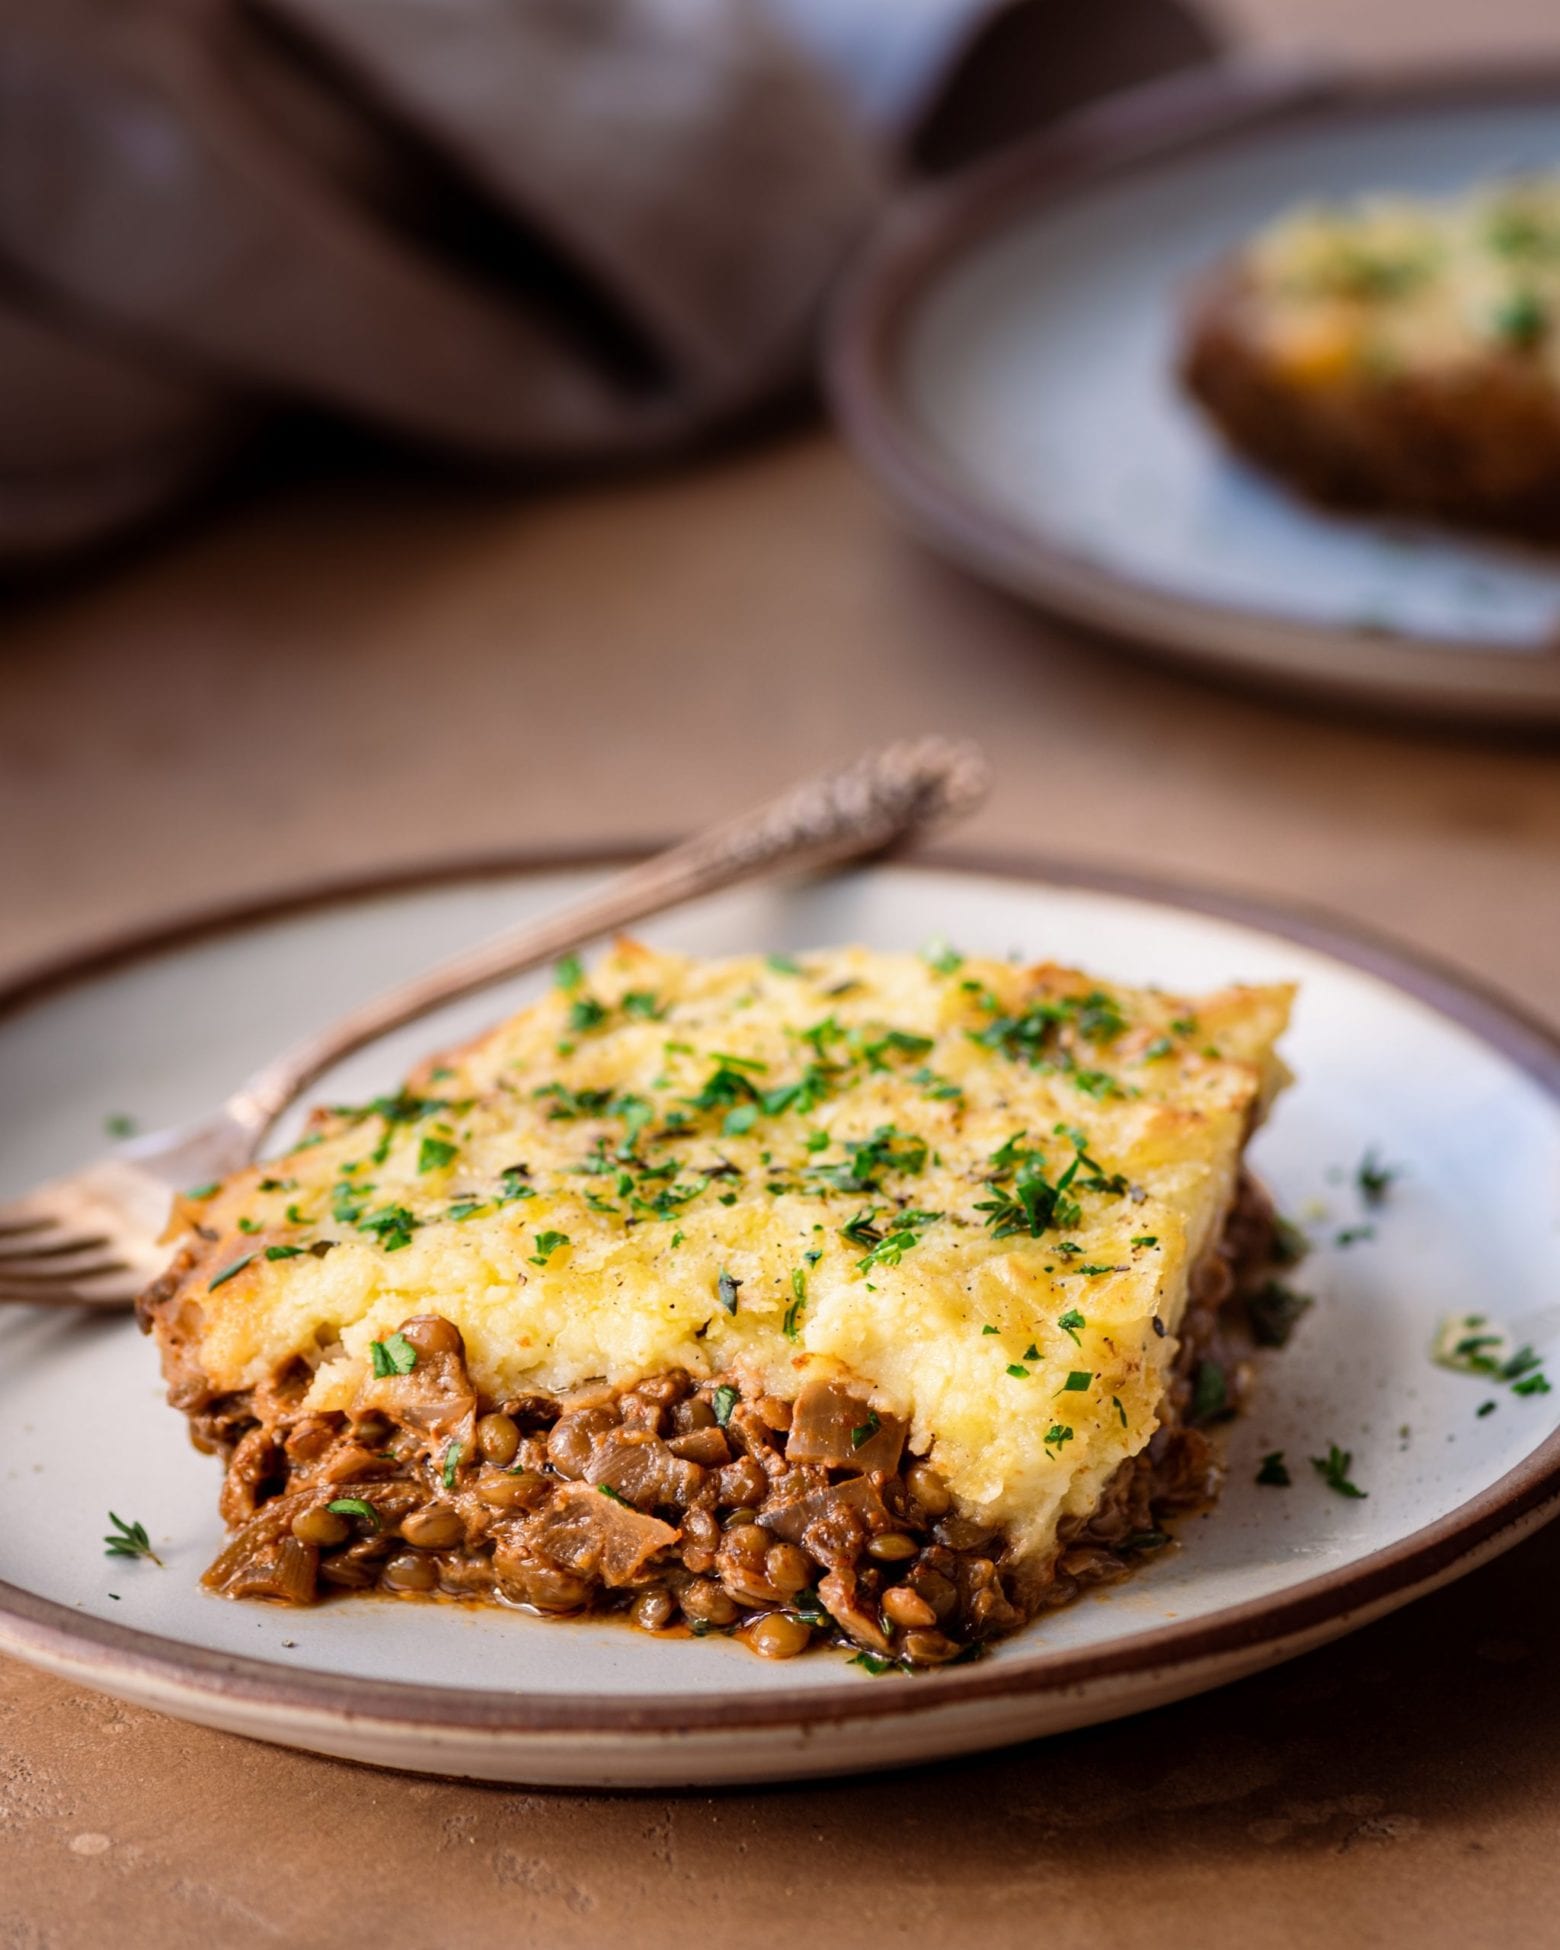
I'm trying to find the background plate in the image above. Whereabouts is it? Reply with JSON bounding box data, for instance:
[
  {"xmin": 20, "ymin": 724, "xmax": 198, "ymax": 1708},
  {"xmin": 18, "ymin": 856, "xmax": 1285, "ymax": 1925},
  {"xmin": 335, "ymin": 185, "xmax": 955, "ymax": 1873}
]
[
  {"xmin": 1, "ymin": 853, "xmax": 1557, "ymax": 1785},
  {"xmin": 829, "ymin": 64, "xmax": 1560, "ymax": 721}
]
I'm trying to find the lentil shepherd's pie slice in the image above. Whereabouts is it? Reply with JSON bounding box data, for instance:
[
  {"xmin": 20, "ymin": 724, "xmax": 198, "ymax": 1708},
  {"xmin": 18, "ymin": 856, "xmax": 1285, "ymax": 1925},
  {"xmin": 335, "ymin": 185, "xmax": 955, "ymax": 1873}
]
[
  {"xmin": 1181, "ymin": 177, "xmax": 1560, "ymax": 533},
  {"xmin": 141, "ymin": 942, "xmax": 1296, "ymax": 1668}
]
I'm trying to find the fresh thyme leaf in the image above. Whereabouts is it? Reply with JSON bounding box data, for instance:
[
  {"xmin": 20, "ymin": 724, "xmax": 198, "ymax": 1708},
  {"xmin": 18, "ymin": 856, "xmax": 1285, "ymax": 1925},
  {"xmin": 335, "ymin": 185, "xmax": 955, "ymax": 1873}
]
[
  {"xmin": 712, "ymin": 1384, "xmax": 739, "ymax": 1427},
  {"xmin": 1256, "ymin": 1450, "xmax": 1291, "ymax": 1487},
  {"xmin": 1311, "ymin": 1443, "xmax": 1367, "ymax": 1499},
  {"xmin": 103, "ymin": 1512, "xmax": 161, "ymax": 1565},
  {"xmin": 369, "ymin": 1331, "xmax": 418, "ymax": 1379}
]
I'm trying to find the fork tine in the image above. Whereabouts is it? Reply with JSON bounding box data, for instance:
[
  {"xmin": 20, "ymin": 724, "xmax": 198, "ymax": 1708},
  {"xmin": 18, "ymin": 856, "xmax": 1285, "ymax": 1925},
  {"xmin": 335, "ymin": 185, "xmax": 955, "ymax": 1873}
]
[
  {"xmin": 0, "ymin": 1233, "xmax": 112, "ymax": 1264},
  {"xmin": 0, "ymin": 1278, "xmax": 139, "ymax": 1310},
  {"xmin": 0, "ymin": 1212, "xmax": 54, "ymax": 1239},
  {"xmin": 0, "ymin": 1259, "xmax": 133, "ymax": 1288}
]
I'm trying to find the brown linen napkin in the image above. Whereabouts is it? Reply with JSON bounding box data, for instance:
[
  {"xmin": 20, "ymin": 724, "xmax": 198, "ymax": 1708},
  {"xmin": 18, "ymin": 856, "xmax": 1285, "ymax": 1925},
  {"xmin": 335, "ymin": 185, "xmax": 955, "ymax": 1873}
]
[{"xmin": 0, "ymin": 0, "xmax": 1218, "ymax": 569}]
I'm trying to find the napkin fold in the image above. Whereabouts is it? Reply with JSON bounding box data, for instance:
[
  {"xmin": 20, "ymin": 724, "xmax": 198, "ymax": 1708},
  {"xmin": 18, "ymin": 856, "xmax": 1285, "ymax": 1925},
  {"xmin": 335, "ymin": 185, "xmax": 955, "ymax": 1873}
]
[{"xmin": 0, "ymin": 0, "xmax": 1218, "ymax": 568}]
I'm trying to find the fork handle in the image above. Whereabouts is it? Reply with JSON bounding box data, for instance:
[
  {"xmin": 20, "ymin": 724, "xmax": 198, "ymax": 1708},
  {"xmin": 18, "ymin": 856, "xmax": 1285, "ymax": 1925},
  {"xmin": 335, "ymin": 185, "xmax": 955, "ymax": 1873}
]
[{"xmin": 223, "ymin": 737, "xmax": 988, "ymax": 1140}]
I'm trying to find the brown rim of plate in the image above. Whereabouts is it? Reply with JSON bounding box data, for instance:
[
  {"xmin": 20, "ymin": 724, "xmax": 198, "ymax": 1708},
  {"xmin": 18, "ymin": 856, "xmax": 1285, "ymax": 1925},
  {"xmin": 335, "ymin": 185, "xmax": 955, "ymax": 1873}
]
[
  {"xmin": 0, "ymin": 842, "xmax": 1556, "ymax": 1739},
  {"xmin": 824, "ymin": 56, "xmax": 1560, "ymax": 718}
]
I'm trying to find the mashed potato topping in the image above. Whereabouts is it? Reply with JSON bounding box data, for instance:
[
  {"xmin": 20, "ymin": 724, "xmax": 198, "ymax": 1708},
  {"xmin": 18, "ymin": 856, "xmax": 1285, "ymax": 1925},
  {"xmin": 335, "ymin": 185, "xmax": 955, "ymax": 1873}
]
[{"xmin": 164, "ymin": 943, "xmax": 1291, "ymax": 1560}]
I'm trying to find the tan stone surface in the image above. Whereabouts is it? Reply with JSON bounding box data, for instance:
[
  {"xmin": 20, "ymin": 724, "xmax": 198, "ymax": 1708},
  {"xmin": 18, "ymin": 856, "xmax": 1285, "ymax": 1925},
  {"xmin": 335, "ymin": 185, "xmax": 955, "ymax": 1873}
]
[{"xmin": 2, "ymin": 2, "xmax": 1558, "ymax": 1943}]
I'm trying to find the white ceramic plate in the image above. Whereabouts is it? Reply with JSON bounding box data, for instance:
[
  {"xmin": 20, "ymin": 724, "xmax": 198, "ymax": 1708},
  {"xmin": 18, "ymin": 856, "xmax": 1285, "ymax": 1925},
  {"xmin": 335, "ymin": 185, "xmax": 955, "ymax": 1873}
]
[
  {"xmin": 1, "ymin": 852, "xmax": 1557, "ymax": 1786},
  {"xmin": 830, "ymin": 65, "xmax": 1560, "ymax": 721}
]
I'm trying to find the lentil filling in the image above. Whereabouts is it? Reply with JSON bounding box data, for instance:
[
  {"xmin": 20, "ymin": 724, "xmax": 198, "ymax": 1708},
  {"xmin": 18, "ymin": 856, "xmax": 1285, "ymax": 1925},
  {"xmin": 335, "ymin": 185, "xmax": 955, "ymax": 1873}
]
[{"xmin": 154, "ymin": 1174, "xmax": 1285, "ymax": 1670}]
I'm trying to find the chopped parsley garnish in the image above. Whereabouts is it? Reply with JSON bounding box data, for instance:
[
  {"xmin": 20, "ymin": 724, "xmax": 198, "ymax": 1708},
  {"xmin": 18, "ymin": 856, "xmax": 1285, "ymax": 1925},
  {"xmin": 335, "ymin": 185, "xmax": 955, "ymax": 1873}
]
[
  {"xmin": 911, "ymin": 1066, "xmax": 963, "ymax": 1103},
  {"xmin": 598, "ymin": 1484, "xmax": 630, "ymax": 1506},
  {"xmin": 1043, "ymin": 1423, "xmax": 1074, "ymax": 1454},
  {"xmin": 104, "ymin": 1113, "xmax": 138, "ymax": 1139},
  {"xmin": 1006, "ymin": 1363, "xmax": 1030, "ymax": 1380},
  {"xmin": 921, "ymin": 938, "xmax": 964, "ymax": 976},
  {"xmin": 848, "ymin": 1651, "xmax": 896, "ymax": 1676},
  {"xmin": 327, "ymin": 1497, "xmax": 380, "ymax": 1530},
  {"xmin": 1058, "ymin": 1308, "xmax": 1085, "ymax": 1344},
  {"xmin": 766, "ymin": 953, "xmax": 803, "ymax": 975},
  {"xmin": 441, "ymin": 1441, "xmax": 464, "ymax": 1490},
  {"xmin": 1131, "ymin": 1235, "xmax": 1158, "ymax": 1249},
  {"xmin": 784, "ymin": 1269, "xmax": 807, "ymax": 1341},
  {"xmin": 1432, "ymin": 1314, "xmax": 1552, "ymax": 1399},
  {"xmin": 622, "ymin": 990, "xmax": 664, "ymax": 1019},
  {"xmin": 236, "ymin": 1216, "xmax": 259, "ymax": 1234},
  {"xmin": 856, "ymin": 1217, "xmax": 937, "ymax": 1273},
  {"xmin": 357, "ymin": 1203, "xmax": 421, "ymax": 1253},
  {"xmin": 208, "ymin": 1251, "xmax": 257, "ymax": 1292},
  {"xmin": 1491, "ymin": 287, "xmax": 1548, "ymax": 348},
  {"xmin": 554, "ymin": 953, "xmax": 584, "ymax": 991},
  {"xmin": 716, "ymin": 1268, "xmax": 742, "ymax": 1315},
  {"xmin": 264, "ymin": 1244, "xmax": 304, "ymax": 1261},
  {"xmin": 369, "ymin": 1331, "xmax": 418, "ymax": 1378},
  {"xmin": 1247, "ymin": 1280, "xmax": 1313, "ymax": 1349},
  {"xmin": 1255, "ymin": 1450, "xmax": 1291, "ymax": 1487},
  {"xmin": 568, "ymin": 995, "xmax": 608, "ymax": 1034},
  {"xmin": 1190, "ymin": 1360, "xmax": 1229, "ymax": 1425},
  {"xmin": 103, "ymin": 1513, "xmax": 161, "ymax": 1565},
  {"xmin": 417, "ymin": 1136, "xmax": 457, "ymax": 1174},
  {"xmin": 498, "ymin": 1165, "xmax": 535, "ymax": 1203},
  {"xmin": 1059, "ymin": 1370, "xmax": 1092, "ymax": 1393},
  {"xmin": 790, "ymin": 1588, "xmax": 830, "ymax": 1629},
  {"xmin": 806, "ymin": 1124, "xmax": 927, "ymax": 1194},
  {"xmin": 1356, "ymin": 1148, "xmax": 1400, "ymax": 1207},
  {"xmin": 1112, "ymin": 1395, "xmax": 1127, "ymax": 1428},
  {"xmin": 185, "ymin": 1181, "xmax": 220, "ymax": 1201},
  {"xmin": 850, "ymin": 1411, "xmax": 881, "ymax": 1450},
  {"xmin": 712, "ymin": 1384, "xmax": 739, "ymax": 1428},
  {"xmin": 981, "ymin": 1324, "xmax": 998, "ymax": 1336},
  {"xmin": 862, "ymin": 1029, "xmax": 934, "ymax": 1071},
  {"xmin": 528, "ymin": 1230, "xmax": 570, "ymax": 1266},
  {"xmin": 1311, "ymin": 1444, "xmax": 1366, "ymax": 1499}
]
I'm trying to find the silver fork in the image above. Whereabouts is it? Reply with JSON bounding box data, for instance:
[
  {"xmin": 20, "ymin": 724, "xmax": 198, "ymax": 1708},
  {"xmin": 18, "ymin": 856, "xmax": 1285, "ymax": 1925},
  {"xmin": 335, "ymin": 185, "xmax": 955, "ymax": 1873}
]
[{"xmin": 0, "ymin": 738, "xmax": 988, "ymax": 1311}]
